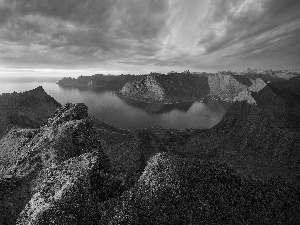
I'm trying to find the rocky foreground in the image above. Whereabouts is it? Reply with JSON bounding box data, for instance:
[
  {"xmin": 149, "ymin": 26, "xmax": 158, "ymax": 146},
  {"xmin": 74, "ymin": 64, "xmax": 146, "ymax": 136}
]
[{"xmin": 1, "ymin": 81, "xmax": 300, "ymax": 224}]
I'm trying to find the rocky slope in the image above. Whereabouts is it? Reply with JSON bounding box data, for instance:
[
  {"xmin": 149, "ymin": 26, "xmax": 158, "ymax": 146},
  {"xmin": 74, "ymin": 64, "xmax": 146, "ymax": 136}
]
[
  {"xmin": 99, "ymin": 153, "xmax": 300, "ymax": 224},
  {"xmin": 207, "ymin": 73, "xmax": 266, "ymax": 103},
  {"xmin": 0, "ymin": 86, "xmax": 61, "ymax": 139},
  {"xmin": 0, "ymin": 103, "xmax": 106, "ymax": 224}
]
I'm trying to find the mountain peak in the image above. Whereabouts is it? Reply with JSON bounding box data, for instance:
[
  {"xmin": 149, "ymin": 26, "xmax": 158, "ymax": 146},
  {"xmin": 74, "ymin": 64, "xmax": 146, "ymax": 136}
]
[{"xmin": 47, "ymin": 102, "xmax": 88, "ymax": 126}]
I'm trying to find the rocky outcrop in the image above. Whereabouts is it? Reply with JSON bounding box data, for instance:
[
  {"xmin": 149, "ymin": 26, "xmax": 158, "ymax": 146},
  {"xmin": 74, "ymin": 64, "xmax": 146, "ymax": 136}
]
[
  {"xmin": 121, "ymin": 76, "xmax": 165, "ymax": 102},
  {"xmin": 0, "ymin": 103, "xmax": 105, "ymax": 224},
  {"xmin": 16, "ymin": 151, "xmax": 122, "ymax": 225},
  {"xmin": 208, "ymin": 74, "xmax": 247, "ymax": 101},
  {"xmin": 0, "ymin": 86, "xmax": 61, "ymax": 139},
  {"xmin": 208, "ymin": 74, "xmax": 266, "ymax": 103}
]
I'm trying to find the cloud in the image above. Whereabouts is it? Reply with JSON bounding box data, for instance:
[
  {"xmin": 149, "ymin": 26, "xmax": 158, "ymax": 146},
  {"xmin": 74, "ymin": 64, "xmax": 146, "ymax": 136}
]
[
  {"xmin": 0, "ymin": 0, "xmax": 299, "ymax": 74},
  {"xmin": 198, "ymin": 0, "xmax": 300, "ymax": 55},
  {"xmin": 0, "ymin": 0, "xmax": 170, "ymax": 69}
]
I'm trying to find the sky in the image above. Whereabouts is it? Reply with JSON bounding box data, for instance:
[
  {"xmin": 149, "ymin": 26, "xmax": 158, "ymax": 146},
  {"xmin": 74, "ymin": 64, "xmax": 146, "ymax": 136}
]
[{"xmin": 0, "ymin": 0, "xmax": 300, "ymax": 77}]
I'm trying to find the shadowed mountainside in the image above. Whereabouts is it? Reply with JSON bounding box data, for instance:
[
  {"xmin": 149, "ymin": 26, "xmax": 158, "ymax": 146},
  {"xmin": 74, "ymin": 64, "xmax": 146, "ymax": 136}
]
[
  {"xmin": 0, "ymin": 86, "xmax": 61, "ymax": 139},
  {"xmin": 99, "ymin": 153, "xmax": 300, "ymax": 224}
]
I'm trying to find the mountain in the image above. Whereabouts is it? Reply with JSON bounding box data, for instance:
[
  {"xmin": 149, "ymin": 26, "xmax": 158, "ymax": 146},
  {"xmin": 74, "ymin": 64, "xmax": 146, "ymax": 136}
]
[
  {"xmin": 57, "ymin": 74, "xmax": 146, "ymax": 90},
  {"xmin": 272, "ymin": 75, "xmax": 300, "ymax": 97},
  {"xmin": 1, "ymin": 80, "xmax": 300, "ymax": 224},
  {"xmin": 118, "ymin": 72, "xmax": 266, "ymax": 104},
  {"xmin": 237, "ymin": 68, "xmax": 299, "ymax": 83},
  {"xmin": 0, "ymin": 103, "xmax": 107, "ymax": 224},
  {"xmin": 98, "ymin": 153, "xmax": 300, "ymax": 224},
  {"xmin": 0, "ymin": 86, "xmax": 61, "ymax": 139},
  {"xmin": 207, "ymin": 73, "xmax": 266, "ymax": 103}
]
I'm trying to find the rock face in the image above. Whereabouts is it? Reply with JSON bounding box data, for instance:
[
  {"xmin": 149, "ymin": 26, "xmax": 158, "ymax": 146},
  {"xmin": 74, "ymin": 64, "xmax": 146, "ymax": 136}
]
[
  {"xmin": 0, "ymin": 86, "xmax": 61, "ymax": 139},
  {"xmin": 207, "ymin": 74, "xmax": 266, "ymax": 104},
  {"xmin": 121, "ymin": 76, "xmax": 165, "ymax": 102},
  {"xmin": 208, "ymin": 74, "xmax": 246, "ymax": 101}
]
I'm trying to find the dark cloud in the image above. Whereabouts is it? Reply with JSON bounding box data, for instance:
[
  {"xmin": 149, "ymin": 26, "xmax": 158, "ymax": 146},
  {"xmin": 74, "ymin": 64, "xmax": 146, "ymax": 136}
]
[
  {"xmin": 0, "ymin": 0, "xmax": 169, "ymax": 69},
  {"xmin": 6, "ymin": 0, "xmax": 112, "ymax": 27},
  {"xmin": 198, "ymin": 0, "xmax": 300, "ymax": 55},
  {"xmin": 0, "ymin": 6, "xmax": 12, "ymax": 25}
]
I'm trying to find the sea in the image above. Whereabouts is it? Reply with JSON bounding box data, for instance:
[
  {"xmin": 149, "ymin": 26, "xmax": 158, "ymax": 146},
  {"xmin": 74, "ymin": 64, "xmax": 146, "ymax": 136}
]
[{"xmin": 0, "ymin": 76, "xmax": 228, "ymax": 130}]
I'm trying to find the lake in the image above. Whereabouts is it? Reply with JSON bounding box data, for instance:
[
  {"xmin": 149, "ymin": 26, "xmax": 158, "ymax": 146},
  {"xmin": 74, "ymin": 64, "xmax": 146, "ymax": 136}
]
[{"xmin": 0, "ymin": 77, "xmax": 228, "ymax": 130}]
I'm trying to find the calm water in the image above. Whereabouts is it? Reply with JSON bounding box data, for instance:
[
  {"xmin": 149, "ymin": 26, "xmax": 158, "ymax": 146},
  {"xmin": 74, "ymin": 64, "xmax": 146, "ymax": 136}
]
[{"xmin": 0, "ymin": 77, "xmax": 228, "ymax": 129}]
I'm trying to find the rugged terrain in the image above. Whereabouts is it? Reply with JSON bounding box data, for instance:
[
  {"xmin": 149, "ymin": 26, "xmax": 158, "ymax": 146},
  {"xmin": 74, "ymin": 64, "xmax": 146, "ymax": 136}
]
[{"xmin": 1, "ymin": 79, "xmax": 300, "ymax": 224}]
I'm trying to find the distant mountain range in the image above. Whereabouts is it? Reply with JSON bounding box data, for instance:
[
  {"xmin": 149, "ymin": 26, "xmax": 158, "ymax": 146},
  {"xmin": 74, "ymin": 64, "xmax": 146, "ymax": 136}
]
[
  {"xmin": 57, "ymin": 74, "xmax": 146, "ymax": 90},
  {"xmin": 1, "ymin": 73, "xmax": 300, "ymax": 224},
  {"xmin": 58, "ymin": 70, "xmax": 299, "ymax": 104}
]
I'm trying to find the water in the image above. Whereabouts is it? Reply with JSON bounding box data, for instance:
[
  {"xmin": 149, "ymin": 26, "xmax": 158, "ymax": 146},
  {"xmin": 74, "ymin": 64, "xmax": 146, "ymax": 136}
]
[{"xmin": 0, "ymin": 77, "xmax": 228, "ymax": 130}]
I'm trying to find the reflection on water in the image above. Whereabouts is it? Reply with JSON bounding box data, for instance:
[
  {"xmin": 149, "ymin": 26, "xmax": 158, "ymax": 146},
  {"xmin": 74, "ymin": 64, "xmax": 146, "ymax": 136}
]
[
  {"xmin": 120, "ymin": 97, "xmax": 193, "ymax": 114},
  {"xmin": 0, "ymin": 77, "xmax": 229, "ymax": 130}
]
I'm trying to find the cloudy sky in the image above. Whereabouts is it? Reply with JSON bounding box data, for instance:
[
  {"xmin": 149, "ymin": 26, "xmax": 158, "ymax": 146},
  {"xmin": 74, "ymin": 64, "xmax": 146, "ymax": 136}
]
[{"xmin": 0, "ymin": 0, "xmax": 300, "ymax": 77}]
